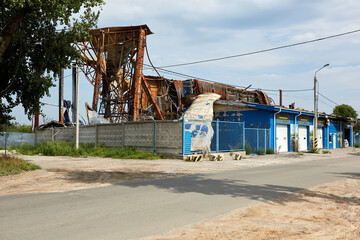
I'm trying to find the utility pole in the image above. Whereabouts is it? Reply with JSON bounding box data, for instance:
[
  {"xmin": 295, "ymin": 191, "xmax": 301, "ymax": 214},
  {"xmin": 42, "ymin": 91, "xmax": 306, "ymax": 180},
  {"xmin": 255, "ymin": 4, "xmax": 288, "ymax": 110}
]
[
  {"xmin": 314, "ymin": 64, "xmax": 329, "ymax": 152},
  {"xmin": 59, "ymin": 68, "xmax": 64, "ymax": 122},
  {"xmin": 75, "ymin": 64, "xmax": 80, "ymax": 149}
]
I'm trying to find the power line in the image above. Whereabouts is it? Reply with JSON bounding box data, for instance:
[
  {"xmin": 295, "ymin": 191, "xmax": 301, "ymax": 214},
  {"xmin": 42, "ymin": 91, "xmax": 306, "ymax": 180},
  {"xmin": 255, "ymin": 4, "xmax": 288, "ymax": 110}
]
[
  {"xmin": 143, "ymin": 64, "xmax": 314, "ymax": 93},
  {"xmin": 158, "ymin": 29, "xmax": 360, "ymax": 68},
  {"xmin": 318, "ymin": 99, "xmax": 335, "ymax": 109},
  {"xmin": 318, "ymin": 92, "xmax": 339, "ymax": 106}
]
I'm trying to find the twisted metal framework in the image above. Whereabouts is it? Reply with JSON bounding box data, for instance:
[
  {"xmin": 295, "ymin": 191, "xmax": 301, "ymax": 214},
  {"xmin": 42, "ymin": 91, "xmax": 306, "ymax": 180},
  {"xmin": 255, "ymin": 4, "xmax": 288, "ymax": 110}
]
[{"xmin": 75, "ymin": 25, "xmax": 153, "ymax": 122}]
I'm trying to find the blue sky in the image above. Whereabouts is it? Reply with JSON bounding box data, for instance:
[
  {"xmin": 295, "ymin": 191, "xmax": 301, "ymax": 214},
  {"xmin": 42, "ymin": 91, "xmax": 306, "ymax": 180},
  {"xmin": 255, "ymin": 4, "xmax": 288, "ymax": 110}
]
[{"xmin": 12, "ymin": 0, "xmax": 360, "ymax": 124}]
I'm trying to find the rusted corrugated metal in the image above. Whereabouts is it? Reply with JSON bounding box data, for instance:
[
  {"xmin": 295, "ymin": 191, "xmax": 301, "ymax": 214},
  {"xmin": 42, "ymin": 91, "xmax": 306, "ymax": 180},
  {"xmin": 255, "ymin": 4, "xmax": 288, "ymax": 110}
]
[{"xmin": 77, "ymin": 25, "xmax": 271, "ymax": 123}]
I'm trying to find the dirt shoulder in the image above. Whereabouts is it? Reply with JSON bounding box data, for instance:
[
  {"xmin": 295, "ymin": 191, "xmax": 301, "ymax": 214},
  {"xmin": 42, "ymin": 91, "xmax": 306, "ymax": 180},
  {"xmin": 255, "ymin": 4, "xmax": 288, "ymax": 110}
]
[
  {"xmin": 144, "ymin": 177, "xmax": 360, "ymax": 240},
  {"xmin": 1, "ymin": 148, "xmax": 359, "ymax": 195}
]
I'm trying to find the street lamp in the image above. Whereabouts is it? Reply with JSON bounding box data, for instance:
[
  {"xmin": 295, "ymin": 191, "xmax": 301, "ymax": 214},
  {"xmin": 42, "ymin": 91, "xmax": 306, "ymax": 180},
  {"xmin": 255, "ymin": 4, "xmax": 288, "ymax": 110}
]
[{"xmin": 314, "ymin": 64, "xmax": 329, "ymax": 152}]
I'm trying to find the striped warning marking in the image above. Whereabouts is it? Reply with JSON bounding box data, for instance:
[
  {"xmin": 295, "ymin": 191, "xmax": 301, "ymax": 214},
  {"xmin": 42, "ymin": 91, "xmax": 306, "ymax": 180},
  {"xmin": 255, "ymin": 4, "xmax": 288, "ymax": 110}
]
[
  {"xmin": 234, "ymin": 154, "xmax": 242, "ymax": 160},
  {"xmin": 209, "ymin": 154, "xmax": 217, "ymax": 161},
  {"xmin": 314, "ymin": 137, "xmax": 318, "ymax": 152},
  {"xmin": 217, "ymin": 155, "xmax": 224, "ymax": 161},
  {"xmin": 192, "ymin": 155, "xmax": 203, "ymax": 162}
]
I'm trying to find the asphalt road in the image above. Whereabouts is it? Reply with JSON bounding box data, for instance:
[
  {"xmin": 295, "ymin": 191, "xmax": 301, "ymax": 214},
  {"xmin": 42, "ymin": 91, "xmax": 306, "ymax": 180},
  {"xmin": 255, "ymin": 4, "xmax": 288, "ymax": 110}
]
[{"xmin": 1, "ymin": 156, "xmax": 360, "ymax": 240}]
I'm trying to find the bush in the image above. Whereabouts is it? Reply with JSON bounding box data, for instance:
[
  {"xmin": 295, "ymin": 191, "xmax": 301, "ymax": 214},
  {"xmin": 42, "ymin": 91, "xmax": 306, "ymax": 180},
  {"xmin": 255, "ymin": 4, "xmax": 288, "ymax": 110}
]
[
  {"xmin": 257, "ymin": 148, "xmax": 265, "ymax": 155},
  {"xmin": 266, "ymin": 148, "xmax": 274, "ymax": 154},
  {"xmin": 245, "ymin": 142, "xmax": 251, "ymax": 155},
  {"xmin": 355, "ymin": 143, "xmax": 360, "ymax": 148}
]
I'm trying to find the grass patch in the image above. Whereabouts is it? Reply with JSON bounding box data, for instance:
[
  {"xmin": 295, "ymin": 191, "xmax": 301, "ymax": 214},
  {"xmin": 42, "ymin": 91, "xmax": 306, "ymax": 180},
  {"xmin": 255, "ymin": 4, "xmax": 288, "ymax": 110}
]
[
  {"xmin": 322, "ymin": 150, "xmax": 331, "ymax": 154},
  {"xmin": 0, "ymin": 155, "xmax": 41, "ymax": 176},
  {"xmin": 11, "ymin": 142, "xmax": 165, "ymax": 159},
  {"xmin": 266, "ymin": 148, "xmax": 274, "ymax": 154},
  {"xmin": 307, "ymin": 148, "xmax": 319, "ymax": 154},
  {"xmin": 355, "ymin": 143, "xmax": 360, "ymax": 148},
  {"xmin": 257, "ymin": 148, "xmax": 265, "ymax": 155},
  {"xmin": 297, "ymin": 152, "xmax": 304, "ymax": 156},
  {"xmin": 245, "ymin": 142, "xmax": 251, "ymax": 155}
]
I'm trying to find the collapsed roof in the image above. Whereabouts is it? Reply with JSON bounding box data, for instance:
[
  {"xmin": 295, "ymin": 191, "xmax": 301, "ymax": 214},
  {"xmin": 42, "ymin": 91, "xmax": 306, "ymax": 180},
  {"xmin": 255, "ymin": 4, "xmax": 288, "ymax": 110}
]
[{"xmin": 76, "ymin": 25, "xmax": 271, "ymax": 123}]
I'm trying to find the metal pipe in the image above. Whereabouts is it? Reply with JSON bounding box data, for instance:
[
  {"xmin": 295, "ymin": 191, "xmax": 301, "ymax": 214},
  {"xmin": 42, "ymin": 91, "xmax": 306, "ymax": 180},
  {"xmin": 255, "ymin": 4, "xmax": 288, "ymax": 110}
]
[
  {"xmin": 75, "ymin": 65, "xmax": 80, "ymax": 149},
  {"xmin": 274, "ymin": 108, "xmax": 282, "ymax": 153},
  {"xmin": 294, "ymin": 111, "xmax": 302, "ymax": 152}
]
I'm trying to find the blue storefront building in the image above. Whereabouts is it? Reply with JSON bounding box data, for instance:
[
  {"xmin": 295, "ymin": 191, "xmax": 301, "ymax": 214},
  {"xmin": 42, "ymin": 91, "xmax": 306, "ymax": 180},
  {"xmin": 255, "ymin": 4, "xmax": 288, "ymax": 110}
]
[{"xmin": 213, "ymin": 100, "xmax": 356, "ymax": 152}]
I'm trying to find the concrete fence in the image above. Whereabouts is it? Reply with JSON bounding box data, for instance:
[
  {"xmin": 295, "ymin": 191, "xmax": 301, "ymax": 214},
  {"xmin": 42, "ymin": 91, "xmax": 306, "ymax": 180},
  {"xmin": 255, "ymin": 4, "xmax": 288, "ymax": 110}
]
[
  {"xmin": 0, "ymin": 132, "xmax": 35, "ymax": 146},
  {"xmin": 35, "ymin": 120, "xmax": 182, "ymax": 155}
]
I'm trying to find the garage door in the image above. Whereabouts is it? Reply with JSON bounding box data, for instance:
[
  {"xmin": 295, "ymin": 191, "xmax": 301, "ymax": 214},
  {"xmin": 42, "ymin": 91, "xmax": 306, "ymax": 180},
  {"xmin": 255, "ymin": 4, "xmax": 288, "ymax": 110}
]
[
  {"xmin": 317, "ymin": 128, "xmax": 323, "ymax": 149},
  {"xmin": 276, "ymin": 125, "xmax": 288, "ymax": 152},
  {"xmin": 298, "ymin": 126, "xmax": 308, "ymax": 151}
]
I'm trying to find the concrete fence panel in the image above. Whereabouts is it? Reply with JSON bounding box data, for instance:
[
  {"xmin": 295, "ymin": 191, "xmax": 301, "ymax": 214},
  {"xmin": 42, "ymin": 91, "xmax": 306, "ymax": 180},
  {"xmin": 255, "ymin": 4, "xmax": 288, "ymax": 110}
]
[
  {"xmin": 35, "ymin": 128, "xmax": 52, "ymax": 143},
  {"xmin": 155, "ymin": 121, "xmax": 182, "ymax": 154},
  {"xmin": 97, "ymin": 124, "xmax": 123, "ymax": 147},
  {"xmin": 123, "ymin": 122, "xmax": 154, "ymax": 151},
  {"xmin": 35, "ymin": 121, "xmax": 184, "ymax": 155},
  {"xmin": 79, "ymin": 125, "xmax": 96, "ymax": 144},
  {"xmin": 53, "ymin": 127, "xmax": 75, "ymax": 142}
]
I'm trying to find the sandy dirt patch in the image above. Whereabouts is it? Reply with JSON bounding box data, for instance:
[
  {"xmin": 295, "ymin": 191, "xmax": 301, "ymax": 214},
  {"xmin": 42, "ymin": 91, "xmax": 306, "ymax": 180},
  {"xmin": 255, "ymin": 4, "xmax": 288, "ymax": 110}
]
[
  {"xmin": 144, "ymin": 176, "xmax": 360, "ymax": 240},
  {"xmin": 1, "ymin": 148, "xmax": 359, "ymax": 195}
]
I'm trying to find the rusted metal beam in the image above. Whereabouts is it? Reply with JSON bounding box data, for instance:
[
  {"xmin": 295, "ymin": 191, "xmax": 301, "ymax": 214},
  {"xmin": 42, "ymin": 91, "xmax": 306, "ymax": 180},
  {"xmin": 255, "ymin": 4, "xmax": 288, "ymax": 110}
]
[
  {"xmin": 131, "ymin": 28, "xmax": 146, "ymax": 121},
  {"xmin": 92, "ymin": 30, "xmax": 105, "ymax": 110},
  {"xmin": 142, "ymin": 74, "xmax": 164, "ymax": 120}
]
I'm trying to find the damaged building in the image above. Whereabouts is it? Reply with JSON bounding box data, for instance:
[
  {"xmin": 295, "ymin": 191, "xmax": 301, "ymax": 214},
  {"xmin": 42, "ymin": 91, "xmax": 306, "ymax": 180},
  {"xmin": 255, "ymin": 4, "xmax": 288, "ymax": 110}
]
[
  {"xmin": 75, "ymin": 25, "xmax": 271, "ymax": 123},
  {"xmin": 36, "ymin": 25, "xmax": 357, "ymax": 155}
]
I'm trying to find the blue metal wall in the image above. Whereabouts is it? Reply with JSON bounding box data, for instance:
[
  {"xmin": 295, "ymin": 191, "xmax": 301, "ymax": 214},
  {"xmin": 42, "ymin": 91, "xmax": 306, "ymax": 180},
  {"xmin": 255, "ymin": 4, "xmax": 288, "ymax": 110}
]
[
  {"xmin": 210, "ymin": 121, "xmax": 245, "ymax": 152},
  {"xmin": 182, "ymin": 118, "xmax": 245, "ymax": 154},
  {"xmin": 245, "ymin": 128, "xmax": 270, "ymax": 153}
]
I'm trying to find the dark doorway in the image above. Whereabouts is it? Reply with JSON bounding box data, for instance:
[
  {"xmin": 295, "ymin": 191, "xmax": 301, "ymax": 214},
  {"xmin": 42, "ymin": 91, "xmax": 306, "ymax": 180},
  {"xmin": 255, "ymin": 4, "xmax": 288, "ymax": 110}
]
[{"xmin": 345, "ymin": 128, "xmax": 351, "ymax": 146}]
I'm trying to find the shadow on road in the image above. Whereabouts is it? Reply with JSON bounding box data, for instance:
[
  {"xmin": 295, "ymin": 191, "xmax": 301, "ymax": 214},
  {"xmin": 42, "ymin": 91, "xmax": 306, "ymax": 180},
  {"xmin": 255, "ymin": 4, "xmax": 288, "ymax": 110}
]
[
  {"xmin": 118, "ymin": 174, "xmax": 360, "ymax": 205},
  {"xmin": 328, "ymin": 171, "xmax": 360, "ymax": 180},
  {"xmin": 346, "ymin": 152, "xmax": 360, "ymax": 157},
  {"xmin": 47, "ymin": 168, "xmax": 184, "ymax": 184},
  {"xmin": 50, "ymin": 169, "xmax": 360, "ymax": 206}
]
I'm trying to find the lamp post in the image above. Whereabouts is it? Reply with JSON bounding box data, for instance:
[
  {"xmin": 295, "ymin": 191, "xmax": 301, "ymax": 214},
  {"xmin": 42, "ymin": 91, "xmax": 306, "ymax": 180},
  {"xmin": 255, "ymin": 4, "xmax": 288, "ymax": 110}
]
[{"xmin": 314, "ymin": 64, "xmax": 329, "ymax": 152}]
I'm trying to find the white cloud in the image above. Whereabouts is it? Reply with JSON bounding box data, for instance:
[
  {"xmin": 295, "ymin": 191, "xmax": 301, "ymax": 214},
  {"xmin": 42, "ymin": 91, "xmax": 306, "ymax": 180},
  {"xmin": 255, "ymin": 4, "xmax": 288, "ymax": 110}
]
[{"xmin": 14, "ymin": 0, "xmax": 360, "ymax": 124}]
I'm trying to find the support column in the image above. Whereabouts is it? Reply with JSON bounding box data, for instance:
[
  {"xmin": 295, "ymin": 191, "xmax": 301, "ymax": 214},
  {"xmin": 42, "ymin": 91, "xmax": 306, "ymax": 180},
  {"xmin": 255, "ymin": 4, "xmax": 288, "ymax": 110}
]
[
  {"xmin": 131, "ymin": 29, "xmax": 146, "ymax": 121},
  {"xmin": 93, "ymin": 31, "xmax": 105, "ymax": 111}
]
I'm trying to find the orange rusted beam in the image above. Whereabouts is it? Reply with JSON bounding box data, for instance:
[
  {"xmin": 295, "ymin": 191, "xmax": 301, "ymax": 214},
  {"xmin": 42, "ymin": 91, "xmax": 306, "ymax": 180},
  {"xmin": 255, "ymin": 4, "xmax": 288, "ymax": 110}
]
[
  {"xmin": 131, "ymin": 28, "xmax": 146, "ymax": 121},
  {"xmin": 142, "ymin": 74, "xmax": 164, "ymax": 120},
  {"xmin": 92, "ymin": 30, "xmax": 105, "ymax": 110}
]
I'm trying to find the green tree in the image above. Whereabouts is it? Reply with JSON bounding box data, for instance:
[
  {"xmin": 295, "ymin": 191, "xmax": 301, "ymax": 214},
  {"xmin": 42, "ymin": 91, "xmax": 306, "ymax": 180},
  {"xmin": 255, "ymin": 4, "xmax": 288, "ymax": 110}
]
[
  {"xmin": 0, "ymin": 0, "xmax": 105, "ymax": 124},
  {"xmin": 355, "ymin": 121, "xmax": 360, "ymax": 132},
  {"xmin": 332, "ymin": 104, "xmax": 358, "ymax": 119}
]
